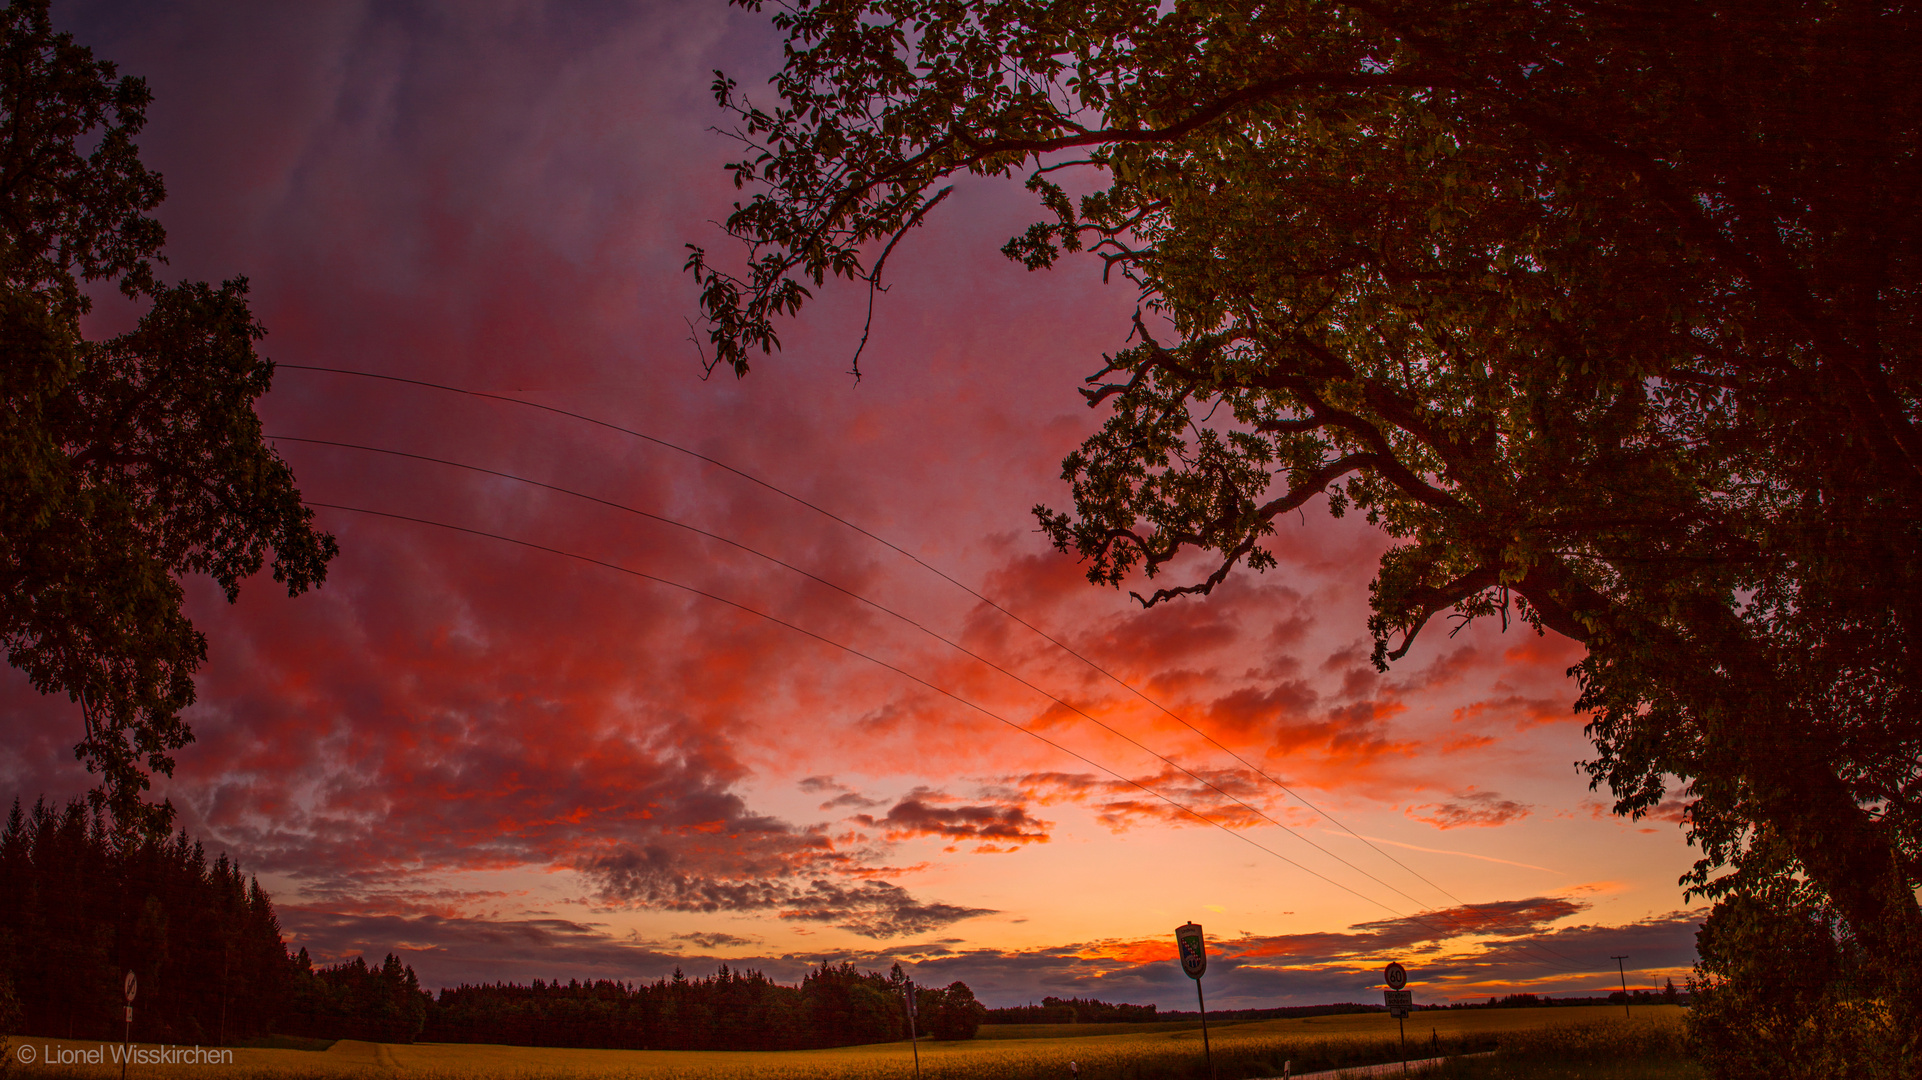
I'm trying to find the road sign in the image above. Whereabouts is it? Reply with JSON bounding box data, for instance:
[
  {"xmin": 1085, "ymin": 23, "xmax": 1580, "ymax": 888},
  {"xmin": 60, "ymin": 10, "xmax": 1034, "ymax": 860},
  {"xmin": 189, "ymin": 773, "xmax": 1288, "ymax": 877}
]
[
  {"xmin": 1384, "ymin": 989, "xmax": 1412, "ymax": 1018},
  {"xmin": 1384, "ymin": 962, "xmax": 1406, "ymax": 991},
  {"xmin": 1175, "ymin": 923, "xmax": 1207, "ymax": 980},
  {"xmin": 122, "ymin": 970, "xmax": 138, "ymax": 1080}
]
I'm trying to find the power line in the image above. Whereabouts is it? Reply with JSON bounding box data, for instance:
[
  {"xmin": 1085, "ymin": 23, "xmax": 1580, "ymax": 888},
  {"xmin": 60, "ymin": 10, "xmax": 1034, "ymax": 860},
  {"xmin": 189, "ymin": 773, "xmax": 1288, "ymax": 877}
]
[
  {"xmin": 277, "ymin": 433, "xmax": 1590, "ymax": 972},
  {"xmin": 274, "ymin": 365, "xmax": 1597, "ymax": 970},
  {"xmin": 273, "ymin": 434, "xmax": 1471, "ymax": 917},
  {"xmin": 299, "ymin": 495, "xmax": 1589, "ymax": 974},
  {"xmin": 275, "ymin": 365, "xmax": 1485, "ymax": 907},
  {"xmin": 303, "ymin": 500, "xmax": 1412, "ymax": 912}
]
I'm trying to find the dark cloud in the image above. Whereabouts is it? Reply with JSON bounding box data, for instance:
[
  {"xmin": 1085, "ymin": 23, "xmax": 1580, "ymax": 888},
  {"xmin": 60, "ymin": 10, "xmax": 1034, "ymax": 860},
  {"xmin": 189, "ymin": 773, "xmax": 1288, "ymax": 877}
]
[
  {"xmin": 276, "ymin": 897, "xmax": 1698, "ymax": 1010},
  {"xmin": 1407, "ymin": 791, "xmax": 1533, "ymax": 830},
  {"xmin": 1449, "ymin": 694, "xmax": 1576, "ymax": 729},
  {"xmin": 779, "ymin": 879, "xmax": 996, "ymax": 938},
  {"xmin": 585, "ymin": 844, "xmax": 993, "ymax": 939},
  {"xmin": 584, "ymin": 845, "xmax": 799, "ymax": 913},
  {"xmin": 675, "ymin": 931, "xmax": 758, "ymax": 950},
  {"xmin": 1220, "ymin": 896, "xmax": 1590, "ymax": 966},
  {"xmin": 853, "ymin": 788, "xmax": 1050, "ymax": 849},
  {"xmin": 1345, "ymin": 897, "xmax": 1589, "ymax": 947},
  {"xmin": 278, "ymin": 908, "xmax": 706, "ymax": 987},
  {"xmin": 840, "ymin": 906, "xmax": 1703, "ymax": 1009},
  {"xmin": 998, "ymin": 768, "xmax": 1279, "ymax": 831},
  {"xmin": 1641, "ymin": 798, "xmax": 1692, "ymax": 824},
  {"xmin": 796, "ymin": 773, "xmax": 888, "ymax": 811}
]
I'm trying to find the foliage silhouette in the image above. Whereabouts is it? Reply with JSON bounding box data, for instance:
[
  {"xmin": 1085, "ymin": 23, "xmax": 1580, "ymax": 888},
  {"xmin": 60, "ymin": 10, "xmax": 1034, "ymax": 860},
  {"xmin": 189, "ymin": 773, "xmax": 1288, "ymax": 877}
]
[
  {"xmin": 0, "ymin": 0, "xmax": 335, "ymax": 829},
  {"xmin": 689, "ymin": 1, "xmax": 1922, "ymax": 1066}
]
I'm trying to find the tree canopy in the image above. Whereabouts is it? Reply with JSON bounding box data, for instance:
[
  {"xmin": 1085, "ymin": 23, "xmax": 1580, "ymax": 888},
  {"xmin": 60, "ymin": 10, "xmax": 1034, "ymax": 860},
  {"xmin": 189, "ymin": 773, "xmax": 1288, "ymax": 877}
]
[
  {"xmin": 689, "ymin": 0, "xmax": 1920, "ymax": 1059},
  {"xmin": 0, "ymin": 0, "xmax": 335, "ymax": 826}
]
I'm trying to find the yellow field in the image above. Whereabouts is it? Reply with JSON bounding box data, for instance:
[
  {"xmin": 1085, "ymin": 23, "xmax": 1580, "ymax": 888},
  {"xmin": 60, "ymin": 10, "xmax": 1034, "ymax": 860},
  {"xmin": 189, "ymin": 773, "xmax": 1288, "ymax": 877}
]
[{"xmin": 9, "ymin": 1006, "xmax": 1687, "ymax": 1080}]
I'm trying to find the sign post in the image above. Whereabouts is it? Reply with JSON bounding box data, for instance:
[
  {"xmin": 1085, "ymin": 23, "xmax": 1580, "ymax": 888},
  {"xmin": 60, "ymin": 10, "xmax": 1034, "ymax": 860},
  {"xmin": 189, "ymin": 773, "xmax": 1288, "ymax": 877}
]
[
  {"xmin": 1175, "ymin": 923, "xmax": 1214, "ymax": 1080},
  {"xmin": 1383, "ymin": 962, "xmax": 1411, "ymax": 1074},
  {"xmin": 121, "ymin": 971, "xmax": 137, "ymax": 1080},
  {"xmin": 902, "ymin": 978, "xmax": 921, "ymax": 1080}
]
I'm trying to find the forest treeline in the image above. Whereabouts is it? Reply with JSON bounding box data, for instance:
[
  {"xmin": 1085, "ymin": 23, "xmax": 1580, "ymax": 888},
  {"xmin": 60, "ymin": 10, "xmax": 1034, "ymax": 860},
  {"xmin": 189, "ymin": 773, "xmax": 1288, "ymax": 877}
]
[
  {"xmin": 983, "ymin": 995, "xmax": 1159, "ymax": 1024},
  {"xmin": 0, "ymin": 798, "xmax": 981, "ymax": 1048},
  {"xmin": 427, "ymin": 964, "xmax": 985, "ymax": 1049},
  {"xmin": 0, "ymin": 798, "xmax": 427, "ymax": 1043}
]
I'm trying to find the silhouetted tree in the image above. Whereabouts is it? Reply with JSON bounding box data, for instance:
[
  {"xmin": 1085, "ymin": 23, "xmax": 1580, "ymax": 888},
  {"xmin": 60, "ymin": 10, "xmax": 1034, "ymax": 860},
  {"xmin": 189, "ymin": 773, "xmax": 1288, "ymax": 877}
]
[
  {"xmin": 1689, "ymin": 890, "xmax": 1904, "ymax": 1078},
  {"xmin": 693, "ymin": 2, "xmax": 1922, "ymax": 1063},
  {"xmin": 0, "ymin": 0, "xmax": 335, "ymax": 828},
  {"xmin": 921, "ymin": 981, "xmax": 986, "ymax": 1041}
]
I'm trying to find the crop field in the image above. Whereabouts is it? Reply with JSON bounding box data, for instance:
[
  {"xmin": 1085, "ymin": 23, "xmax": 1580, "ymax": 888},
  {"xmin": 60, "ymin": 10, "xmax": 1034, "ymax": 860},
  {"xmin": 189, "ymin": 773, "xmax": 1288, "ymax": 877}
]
[{"xmin": 10, "ymin": 1005, "xmax": 1690, "ymax": 1080}]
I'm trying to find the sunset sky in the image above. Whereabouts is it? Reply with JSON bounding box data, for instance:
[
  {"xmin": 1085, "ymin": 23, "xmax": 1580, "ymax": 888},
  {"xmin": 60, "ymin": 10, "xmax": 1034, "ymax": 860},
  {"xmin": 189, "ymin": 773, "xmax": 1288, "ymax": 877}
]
[{"xmin": 2, "ymin": 0, "xmax": 1705, "ymax": 1009}]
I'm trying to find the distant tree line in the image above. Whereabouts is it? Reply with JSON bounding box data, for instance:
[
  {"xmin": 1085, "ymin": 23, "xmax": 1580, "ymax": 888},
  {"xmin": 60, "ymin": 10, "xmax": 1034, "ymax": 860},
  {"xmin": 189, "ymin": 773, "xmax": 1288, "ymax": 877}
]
[
  {"xmin": 425, "ymin": 964, "xmax": 984, "ymax": 1049},
  {"xmin": 1159, "ymin": 1003, "xmax": 1388, "ymax": 1022},
  {"xmin": 1445, "ymin": 985, "xmax": 1685, "ymax": 1010},
  {"xmin": 0, "ymin": 797, "xmax": 981, "ymax": 1049},
  {"xmin": 983, "ymin": 995, "xmax": 1159, "ymax": 1024}
]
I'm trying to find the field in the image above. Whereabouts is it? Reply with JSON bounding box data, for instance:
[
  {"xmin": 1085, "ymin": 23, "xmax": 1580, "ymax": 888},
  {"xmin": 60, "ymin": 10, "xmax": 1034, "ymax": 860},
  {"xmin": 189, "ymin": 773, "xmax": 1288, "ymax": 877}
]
[{"xmin": 8, "ymin": 1005, "xmax": 1694, "ymax": 1080}]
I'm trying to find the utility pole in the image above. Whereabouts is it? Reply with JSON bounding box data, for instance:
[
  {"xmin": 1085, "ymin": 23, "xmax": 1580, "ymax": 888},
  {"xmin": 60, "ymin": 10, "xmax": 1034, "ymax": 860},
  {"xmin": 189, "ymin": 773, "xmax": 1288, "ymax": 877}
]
[{"xmin": 1611, "ymin": 956, "xmax": 1630, "ymax": 1020}]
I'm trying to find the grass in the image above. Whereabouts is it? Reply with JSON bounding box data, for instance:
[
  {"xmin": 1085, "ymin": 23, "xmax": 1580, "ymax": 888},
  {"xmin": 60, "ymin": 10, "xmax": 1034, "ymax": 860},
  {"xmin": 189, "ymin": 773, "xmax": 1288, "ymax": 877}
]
[
  {"xmin": 6, "ymin": 1005, "xmax": 1693, "ymax": 1080},
  {"xmin": 1425, "ymin": 1017, "xmax": 1704, "ymax": 1080},
  {"xmin": 234, "ymin": 1037, "xmax": 337, "ymax": 1053},
  {"xmin": 977, "ymin": 1020, "xmax": 1262, "ymax": 1040}
]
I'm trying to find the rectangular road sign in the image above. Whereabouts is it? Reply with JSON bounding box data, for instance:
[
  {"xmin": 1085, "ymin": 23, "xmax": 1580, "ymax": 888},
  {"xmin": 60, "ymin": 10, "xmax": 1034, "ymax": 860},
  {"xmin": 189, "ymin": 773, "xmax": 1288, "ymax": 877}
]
[{"xmin": 1383, "ymin": 990, "xmax": 1412, "ymax": 1007}]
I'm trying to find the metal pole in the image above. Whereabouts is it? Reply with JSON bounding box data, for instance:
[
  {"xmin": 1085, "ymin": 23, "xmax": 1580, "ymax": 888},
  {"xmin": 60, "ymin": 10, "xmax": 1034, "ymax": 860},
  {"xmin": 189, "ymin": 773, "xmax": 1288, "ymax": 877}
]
[
  {"xmin": 1398, "ymin": 1014, "xmax": 1406, "ymax": 1074},
  {"xmin": 1612, "ymin": 956, "xmax": 1630, "ymax": 1020},
  {"xmin": 121, "ymin": 970, "xmax": 136, "ymax": 1080},
  {"xmin": 905, "ymin": 987, "xmax": 921, "ymax": 1080},
  {"xmin": 1195, "ymin": 978, "xmax": 1214, "ymax": 1080}
]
